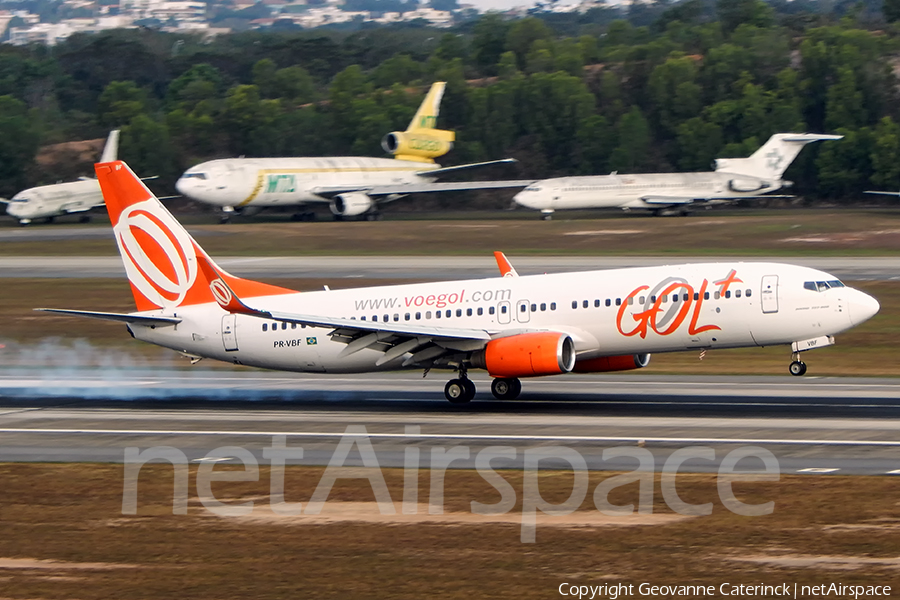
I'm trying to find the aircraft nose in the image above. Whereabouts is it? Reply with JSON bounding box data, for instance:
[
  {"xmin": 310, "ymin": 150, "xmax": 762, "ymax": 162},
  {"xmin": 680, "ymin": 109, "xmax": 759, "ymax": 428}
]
[{"xmin": 849, "ymin": 289, "xmax": 880, "ymax": 326}]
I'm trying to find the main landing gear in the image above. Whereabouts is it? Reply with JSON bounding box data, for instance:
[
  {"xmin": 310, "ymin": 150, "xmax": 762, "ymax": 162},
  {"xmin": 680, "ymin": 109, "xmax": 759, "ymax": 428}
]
[
  {"xmin": 490, "ymin": 377, "xmax": 522, "ymax": 400},
  {"xmin": 442, "ymin": 369, "xmax": 523, "ymax": 404}
]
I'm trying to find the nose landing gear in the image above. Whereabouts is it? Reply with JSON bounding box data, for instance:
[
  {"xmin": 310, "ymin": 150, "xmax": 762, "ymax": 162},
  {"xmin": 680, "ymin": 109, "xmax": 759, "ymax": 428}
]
[{"xmin": 789, "ymin": 359, "xmax": 807, "ymax": 376}]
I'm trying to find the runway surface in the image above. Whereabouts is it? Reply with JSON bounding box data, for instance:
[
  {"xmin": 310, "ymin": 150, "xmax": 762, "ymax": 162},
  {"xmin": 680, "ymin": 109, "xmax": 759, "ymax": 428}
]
[
  {"xmin": 1, "ymin": 371, "xmax": 899, "ymax": 475},
  {"xmin": 4, "ymin": 255, "xmax": 900, "ymax": 280}
]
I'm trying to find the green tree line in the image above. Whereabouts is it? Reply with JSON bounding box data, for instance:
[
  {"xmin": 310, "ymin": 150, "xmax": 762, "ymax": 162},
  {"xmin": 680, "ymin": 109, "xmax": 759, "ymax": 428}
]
[{"xmin": 1, "ymin": 0, "xmax": 900, "ymax": 201}]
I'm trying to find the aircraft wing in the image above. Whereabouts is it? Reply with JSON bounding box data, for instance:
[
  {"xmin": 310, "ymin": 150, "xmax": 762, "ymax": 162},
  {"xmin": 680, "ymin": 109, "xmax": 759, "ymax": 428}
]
[
  {"xmin": 35, "ymin": 308, "xmax": 182, "ymax": 326},
  {"xmin": 865, "ymin": 190, "xmax": 900, "ymax": 196},
  {"xmin": 0, "ymin": 198, "xmax": 7, "ymax": 204},
  {"xmin": 416, "ymin": 158, "xmax": 518, "ymax": 177},
  {"xmin": 312, "ymin": 180, "xmax": 536, "ymax": 198},
  {"xmin": 195, "ymin": 253, "xmax": 507, "ymax": 368}
]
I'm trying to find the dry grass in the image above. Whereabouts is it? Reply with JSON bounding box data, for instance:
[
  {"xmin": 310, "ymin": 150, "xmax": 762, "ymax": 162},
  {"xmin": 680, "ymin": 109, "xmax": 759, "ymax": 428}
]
[
  {"xmin": 0, "ymin": 464, "xmax": 899, "ymax": 598},
  {"xmin": 3, "ymin": 208, "xmax": 900, "ymax": 256},
  {"xmin": 2, "ymin": 278, "xmax": 898, "ymax": 376}
]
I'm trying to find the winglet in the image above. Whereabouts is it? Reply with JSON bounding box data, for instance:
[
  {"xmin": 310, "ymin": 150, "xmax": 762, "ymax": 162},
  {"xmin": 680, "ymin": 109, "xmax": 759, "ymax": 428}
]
[
  {"xmin": 494, "ymin": 251, "xmax": 518, "ymax": 278},
  {"xmin": 195, "ymin": 250, "xmax": 271, "ymax": 318}
]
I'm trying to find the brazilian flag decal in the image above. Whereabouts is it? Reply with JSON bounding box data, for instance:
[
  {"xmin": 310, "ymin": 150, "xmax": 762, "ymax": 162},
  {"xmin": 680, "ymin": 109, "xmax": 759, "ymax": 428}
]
[{"xmin": 306, "ymin": 337, "xmax": 317, "ymax": 346}]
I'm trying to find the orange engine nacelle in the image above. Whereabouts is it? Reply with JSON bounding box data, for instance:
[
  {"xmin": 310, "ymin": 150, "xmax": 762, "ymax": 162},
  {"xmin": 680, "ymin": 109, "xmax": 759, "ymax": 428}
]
[
  {"xmin": 572, "ymin": 354, "xmax": 651, "ymax": 373},
  {"xmin": 471, "ymin": 332, "xmax": 575, "ymax": 378}
]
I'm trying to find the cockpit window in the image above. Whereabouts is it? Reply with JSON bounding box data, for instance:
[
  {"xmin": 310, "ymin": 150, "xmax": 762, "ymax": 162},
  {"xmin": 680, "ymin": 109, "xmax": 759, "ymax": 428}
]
[
  {"xmin": 804, "ymin": 280, "xmax": 845, "ymax": 292},
  {"xmin": 11, "ymin": 197, "xmax": 28, "ymax": 203},
  {"xmin": 182, "ymin": 173, "xmax": 207, "ymax": 180}
]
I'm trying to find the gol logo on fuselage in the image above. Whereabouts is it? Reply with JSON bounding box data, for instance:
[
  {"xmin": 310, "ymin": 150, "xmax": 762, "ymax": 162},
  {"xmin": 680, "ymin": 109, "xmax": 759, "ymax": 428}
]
[{"xmin": 616, "ymin": 270, "xmax": 743, "ymax": 338}]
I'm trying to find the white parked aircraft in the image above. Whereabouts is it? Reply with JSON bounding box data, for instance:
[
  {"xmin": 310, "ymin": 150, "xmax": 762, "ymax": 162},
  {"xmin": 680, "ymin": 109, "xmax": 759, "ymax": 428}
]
[
  {"xmin": 865, "ymin": 190, "xmax": 900, "ymax": 196},
  {"xmin": 176, "ymin": 82, "xmax": 532, "ymax": 222},
  {"xmin": 2, "ymin": 130, "xmax": 120, "ymax": 225},
  {"xmin": 513, "ymin": 133, "xmax": 842, "ymax": 218},
  {"xmin": 38, "ymin": 160, "xmax": 880, "ymax": 403}
]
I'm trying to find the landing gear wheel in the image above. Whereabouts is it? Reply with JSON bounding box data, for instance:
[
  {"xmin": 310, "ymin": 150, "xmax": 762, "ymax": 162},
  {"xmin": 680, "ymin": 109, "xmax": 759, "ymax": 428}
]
[
  {"xmin": 491, "ymin": 377, "xmax": 521, "ymax": 400},
  {"xmin": 444, "ymin": 378, "xmax": 474, "ymax": 404},
  {"xmin": 462, "ymin": 378, "xmax": 476, "ymax": 400},
  {"xmin": 789, "ymin": 360, "xmax": 807, "ymax": 376}
]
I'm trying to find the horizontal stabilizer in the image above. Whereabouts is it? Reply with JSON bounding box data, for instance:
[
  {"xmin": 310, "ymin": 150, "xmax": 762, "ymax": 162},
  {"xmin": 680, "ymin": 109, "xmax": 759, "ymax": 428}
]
[
  {"xmin": 417, "ymin": 159, "xmax": 518, "ymax": 178},
  {"xmin": 35, "ymin": 308, "xmax": 182, "ymax": 326}
]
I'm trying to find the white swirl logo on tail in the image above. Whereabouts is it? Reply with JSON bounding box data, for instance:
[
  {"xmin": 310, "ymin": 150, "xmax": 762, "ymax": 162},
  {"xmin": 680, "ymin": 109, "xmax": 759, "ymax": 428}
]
[
  {"xmin": 113, "ymin": 199, "xmax": 197, "ymax": 309},
  {"xmin": 209, "ymin": 278, "xmax": 233, "ymax": 308}
]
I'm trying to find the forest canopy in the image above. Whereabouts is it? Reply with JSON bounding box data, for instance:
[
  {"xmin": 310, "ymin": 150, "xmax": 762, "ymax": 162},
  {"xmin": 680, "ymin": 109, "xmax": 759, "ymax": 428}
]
[{"xmin": 1, "ymin": 0, "xmax": 899, "ymax": 202}]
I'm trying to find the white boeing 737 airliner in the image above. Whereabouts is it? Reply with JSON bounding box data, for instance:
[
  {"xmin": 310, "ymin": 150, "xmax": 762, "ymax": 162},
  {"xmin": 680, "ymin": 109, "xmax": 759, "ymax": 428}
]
[
  {"xmin": 39, "ymin": 161, "xmax": 880, "ymax": 403},
  {"xmin": 2, "ymin": 130, "xmax": 120, "ymax": 225}
]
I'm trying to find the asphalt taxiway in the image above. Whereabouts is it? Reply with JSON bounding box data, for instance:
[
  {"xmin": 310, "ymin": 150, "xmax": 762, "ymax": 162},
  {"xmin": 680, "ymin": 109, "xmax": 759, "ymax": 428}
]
[
  {"xmin": 1, "ymin": 372, "xmax": 898, "ymax": 475},
  {"xmin": 3, "ymin": 255, "xmax": 900, "ymax": 280}
]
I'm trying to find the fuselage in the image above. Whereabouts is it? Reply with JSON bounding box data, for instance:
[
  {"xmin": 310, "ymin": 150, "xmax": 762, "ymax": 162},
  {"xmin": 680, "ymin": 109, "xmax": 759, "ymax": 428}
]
[
  {"xmin": 514, "ymin": 172, "xmax": 779, "ymax": 212},
  {"xmin": 5, "ymin": 179, "xmax": 103, "ymax": 223},
  {"xmin": 131, "ymin": 262, "xmax": 878, "ymax": 374},
  {"xmin": 175, "ymin": 157, "xmax": 439, "ymax": 208}
]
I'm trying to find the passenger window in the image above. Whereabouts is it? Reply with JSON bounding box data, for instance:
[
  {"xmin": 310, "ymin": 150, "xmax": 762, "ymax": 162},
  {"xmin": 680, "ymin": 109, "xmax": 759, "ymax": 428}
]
[
  {"xmin": 714, "ymin": 292, "xmax": 721, "ymax": 300},
  {"xmin": 281, "ymin": 322, "xmax": 287, "ymax": 330},
  {"xmin": 373, "ymin": 315, "xmax": 378, "ymax": 322},
  {"xmin": 393, "ymin": 314, "xmax": 399, "ymax": 322},
  {"xmin": 628, "ymin": 297, "xmax": 634, "ymax": 305},
  {"xmin": 704, "ymin": 292, "xmax": 710, "ymax": 300},
  {"xmin": 426, "ymin": 311, "xmax": 432, "ymax": 319},
  {"xmin": 615, "ymin": 298, "xmax": 622, "ymax": 306},
  {"xmin": 683, "ymin": 293, "xmax": 689, "ymax": 301},
  {"xmin": 725, "ymin": 291, "xmax": 731, "ymax": 299},
  {"xmin": 693, "ymin": 293, "xmax": 699, "ymax": 301},
  {"xmin": 650, "ymin": 296, "xmax": 656, "ymax": 303},
  {"xmin": 520, "ymin": 305, "xmax": 526, "ymax": 313},
  {"xmin": 550, "ymin": 302, "xmax": 556, "ymax": 310},
  {"xmin": 360, "ymin": 317, "xmax": 365, "ymax": 322},
  {"xmin": 262, "ymin": 323, "xmax": 267, "ymax": 332},
  {"xmin": 583, "ymin": 300, "xmax": 589, "ymax": 308},
  {"xmin": 735, "ymin": 290, "xmax": 741, "ymax": 298},
  {"xmin": 746, "ymin": 289, "xmax": 752, "ymax": 297},
  {"xmin": 446, "ymin": 310, "xmax": 451, "ymax": 318},
  {"xmin": 571, "ymin": 301, "xmax": 577, "ymax": 309},
  {"xmin": 489, "ymin": 306, "xmax": 495, "ymax": 315},
  {"xmin": 456, "ymin": 309, "xmax": 462, "ymax": 317},
  {"xmin": 605, "ymin": 299, "xmax": 611, "ymax": 307},
  {"xmin": 501, "ymin": 305, "xmax": 507, "ymax": 314},
  {"xmin": 594, "ymin": 299, "xmax": 600, "ymax": 308},
  {"xmin": 383, "ymin": 315, "xmax": 389, "ymax": 322},
  {"xmin": 540, "ymin": 303, "xmax": 546, "ymax": 311},
  {"xmin": 466, "ymin": 308, "xmax": 472, "ymax": 316},
  {"xmin": 415, "ymin": 312, "xmax": 421, "ymax": 320},
  {"xmin": 639, "ymin": 296, "xmax": 645, "ymax": 305},
  {"xmin": 292, "ymin": 323, "xmax": 297, "ymax": 328},
  {"xmin": 477, "ymin": 307, "xmax": 483, "ymax": 316},
  {"xmin": 435, "ymin": 311, "xmax": 441, "ymax": 319},
  {"xmin": 531, "ymin": 304, "xmax": 536, "ymax": 312}
]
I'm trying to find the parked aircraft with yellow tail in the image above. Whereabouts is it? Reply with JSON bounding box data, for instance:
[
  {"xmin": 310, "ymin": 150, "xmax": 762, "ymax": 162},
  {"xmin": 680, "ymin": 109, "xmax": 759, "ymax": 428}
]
[{"xmin": 175, "ymin": 82, "xmax": 531, "ymax": 221}]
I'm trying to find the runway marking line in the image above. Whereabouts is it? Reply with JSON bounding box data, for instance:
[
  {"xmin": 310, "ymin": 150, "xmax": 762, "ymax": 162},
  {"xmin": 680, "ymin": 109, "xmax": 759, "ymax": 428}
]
[{"xmin": 2, "ymin": 428, "xmax": 900, "ymax": 447}]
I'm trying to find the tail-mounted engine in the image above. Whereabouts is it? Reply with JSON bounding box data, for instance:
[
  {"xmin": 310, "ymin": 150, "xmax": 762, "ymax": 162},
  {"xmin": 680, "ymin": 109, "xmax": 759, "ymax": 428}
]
[
  {"xmin": 471, "ymin": 332, "xmax": 575, "ymax": 377},
  {"xmin": 329, "ymin": 192, "xmax": 374, "ymax": 217},
  {"xmin": 381, "ymin": 129, "xmax": 455, "ymax": 163}
]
